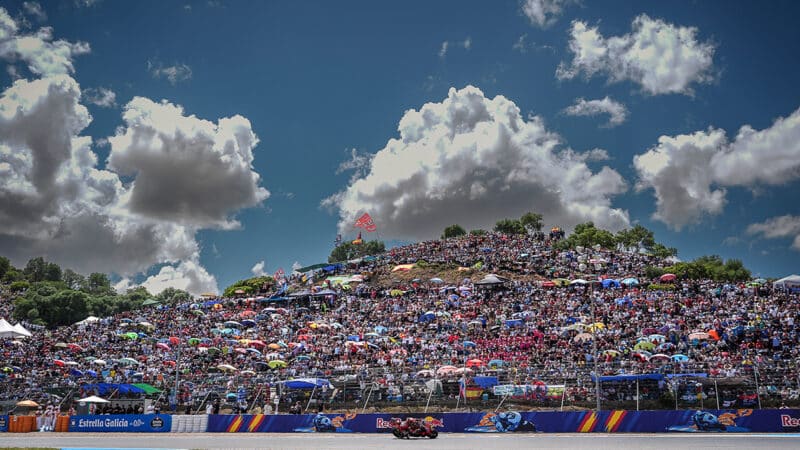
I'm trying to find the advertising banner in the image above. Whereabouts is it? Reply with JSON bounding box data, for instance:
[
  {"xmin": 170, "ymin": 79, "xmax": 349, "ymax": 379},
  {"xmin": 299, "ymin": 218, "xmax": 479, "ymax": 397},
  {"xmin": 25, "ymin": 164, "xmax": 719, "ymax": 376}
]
[
  {"xmin": 0, "ymin": 415, "xmax": 7, "ymax": 432},
  {"xmin": 68, "ymin": 414, "xmax": 172, "ymax": 432},
  {"xmin": 206, "ymin": 409, "xmax": 800, "ymax": 434}
]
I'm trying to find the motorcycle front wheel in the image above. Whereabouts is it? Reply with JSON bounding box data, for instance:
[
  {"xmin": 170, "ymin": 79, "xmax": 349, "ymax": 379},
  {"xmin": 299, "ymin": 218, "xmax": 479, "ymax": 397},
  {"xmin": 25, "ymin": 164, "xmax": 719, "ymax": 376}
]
[{"xmin": 428, "ymin": 429, "xmax": 438, "ymax": 439}]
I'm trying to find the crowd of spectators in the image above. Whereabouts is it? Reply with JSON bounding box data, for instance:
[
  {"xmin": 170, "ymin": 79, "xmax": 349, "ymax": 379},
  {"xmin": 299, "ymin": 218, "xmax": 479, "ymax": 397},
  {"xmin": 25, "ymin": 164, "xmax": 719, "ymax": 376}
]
[{"xmin": 1, "ymin": 231, "xmax": 799, "ymax": 412}]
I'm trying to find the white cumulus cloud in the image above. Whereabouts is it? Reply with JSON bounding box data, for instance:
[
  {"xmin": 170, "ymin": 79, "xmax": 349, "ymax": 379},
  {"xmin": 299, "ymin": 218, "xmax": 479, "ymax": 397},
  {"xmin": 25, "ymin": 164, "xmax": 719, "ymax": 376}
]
[
  {"xmin": 557, "ymin": 14, "xmax": 715, "ymax": 95},
  {"xmin": 522, "ymin": 0, "xmax": 574, "ymax": 28},
  {"xmin": 747, "ymin": 215, "xmax": 800, "ymax": 251},
  {"xmin": 0, "ymin": 7, "xmax": 90, "ymax": 77},
  {"xmin": 140, "ymin": 258, "xmax": 217, "ymax": 296},
  {"xmin": 634, "ymin": 106, "xmax": 800, "ymax": 229},
  {"xmin": 83, "ymin": 86, "xmax": 116, "ymax": 107},
  {"xmin": 563, "ymin": 96, "xmax": 628, "ymax": 127},
  {"xmin": 107, "ymin": 97, "xmax": 269, "ymax": 228},
  {"xmin": 251, "ymin": 260, "xmax": 267, "ymax": 277},
  {"xmin": 22, "ymin": 2, "xmax": 47, "ymax": 21},
  {"xmin": 0, "ymin": 73, "xmax": 270, "ymax": 296},
  {"xmin": 323, "ymin": 85, "xmax": 629, "ymax": 240},
  {"xmin": 148, "ymin": 60, "xmax": 192, "ymax": 85}
]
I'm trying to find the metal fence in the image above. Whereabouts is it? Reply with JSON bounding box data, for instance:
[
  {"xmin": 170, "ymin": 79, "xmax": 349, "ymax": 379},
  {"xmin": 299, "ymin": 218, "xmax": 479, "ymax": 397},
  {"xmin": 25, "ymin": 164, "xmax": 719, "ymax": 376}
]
[{"xmin": 3, "ymin": 360, "xmax": 798, "ymax": 414}]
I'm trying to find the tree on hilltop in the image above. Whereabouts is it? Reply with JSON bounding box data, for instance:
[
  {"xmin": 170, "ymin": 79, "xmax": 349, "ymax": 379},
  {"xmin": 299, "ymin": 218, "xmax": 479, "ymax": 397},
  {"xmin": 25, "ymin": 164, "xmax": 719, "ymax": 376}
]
[{"xmin": 442, "ymin": 224, "xmax": 466, "ymax": 239}]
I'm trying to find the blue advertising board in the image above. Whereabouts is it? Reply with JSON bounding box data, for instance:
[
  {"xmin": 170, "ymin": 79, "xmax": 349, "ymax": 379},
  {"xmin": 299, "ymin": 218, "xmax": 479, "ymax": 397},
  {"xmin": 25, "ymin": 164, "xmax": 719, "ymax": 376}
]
[
  {"xmin": 68, "ymin": 414, "xmax": 171, "ymax": 432},
  {"xmin": 206, "ymin": 409, "xmax": 800, "ymax": 434},
  {"xmin": 0, "ymin": 415, "xmax": 7, "ymax": 432}
]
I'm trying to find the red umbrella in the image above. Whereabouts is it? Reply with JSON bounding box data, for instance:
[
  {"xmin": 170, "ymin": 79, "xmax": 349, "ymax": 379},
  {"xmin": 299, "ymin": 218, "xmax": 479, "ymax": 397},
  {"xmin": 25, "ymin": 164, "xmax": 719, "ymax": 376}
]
[
  {"xmin": 53, "ymin": 359, "xmax": 66, "ymax": 367},
  {"xmin": 68, "ymin": 343, "xmax": 83, "ymax": 352},
  {"xmin": 156, "ymin": 343, "xmax": 171, "ymax": 351},
  {"xmin": 169, "ymin": 336, "xmax": 180, "ymax": 345},
  {"xmin": 659, "ymin": 273, "xmax": 677, "ymax": 282},
  {"xmin": 163, "ymin": 360, "xmax": 176, "ymax": 367},
  {"xmin": 542, "ymin": 281, "xmax": 556, "ymax": 287}
]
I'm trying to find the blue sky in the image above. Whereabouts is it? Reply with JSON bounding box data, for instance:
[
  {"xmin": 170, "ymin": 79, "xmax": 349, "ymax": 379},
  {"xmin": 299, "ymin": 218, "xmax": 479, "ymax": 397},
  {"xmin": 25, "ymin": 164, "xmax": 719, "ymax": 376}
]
[{"xmin": 1, "ymin": 0, "xmax": 799, "ymax": 294}]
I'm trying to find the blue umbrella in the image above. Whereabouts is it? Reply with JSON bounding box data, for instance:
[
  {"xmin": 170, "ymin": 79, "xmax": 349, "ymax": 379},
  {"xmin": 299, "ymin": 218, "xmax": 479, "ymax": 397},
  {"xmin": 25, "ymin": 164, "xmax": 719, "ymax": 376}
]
[
  {"xmin": 463, "ymin": 341, "xmax": 476, "ymax": 348},
  {"xmin": 621, "ymin": 278, "xmax": 639, "ymax": 286},
  {"xmin": 602, "ymin": 279, "xmax": 621, "ymax": 288},
  {"xmin": 488, "ymin": 359, "xmax": 505, "ymax": 367},
  {"xmin": 70, "ymin": 368, "xmax": 83, "ymax": 377},
  {"xmin": 419, "ymin": 312, "xmax": 436, "ymax": 323},
  {"xmin": 282, "ymin": 378, "xmax": 331, "ymax": 389},
  {"xmin": 374, "ymin": 325, "xmax": 388, "ymax": 334},
  {"xmin": 671, "ymin": 354, "xmax": 689, "ymax": 362},
  {"xmin": 86, "ymin": 369, "xmax": 98, "ymax": 377}
]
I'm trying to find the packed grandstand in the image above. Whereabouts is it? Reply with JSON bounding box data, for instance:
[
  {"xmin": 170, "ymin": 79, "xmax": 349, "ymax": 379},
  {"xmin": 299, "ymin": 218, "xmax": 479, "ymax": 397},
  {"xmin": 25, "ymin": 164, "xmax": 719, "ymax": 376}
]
[{"xmin": 1, "ymin": 227, "xmax": 799, "ymax": 416}]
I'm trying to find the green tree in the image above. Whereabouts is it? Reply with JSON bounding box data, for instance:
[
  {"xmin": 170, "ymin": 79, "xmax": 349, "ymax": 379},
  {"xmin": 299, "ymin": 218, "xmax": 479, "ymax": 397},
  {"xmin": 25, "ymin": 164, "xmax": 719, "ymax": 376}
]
[
  {"xmin": 520, "ymin": 212, "xmax": 543, "ymax": 232},
  {"xmin": 494, "ymin": 218, "xmax": 526, "ymax": 235},
  {"xmin": 469, "ymin": 229, "xmax": 487, "ymax": 236},
  {"xmin": 62, "ymin": 269, "xmax": 86, "ymax": 291},
  {"xmin": 615, "ymin": 225, "xmax": 656, "ymax": 250},
  {"xmin": 23, "ymin": 257, "xmax": 47, "ymax": 282},
  {"xmin": 223, "ymin": 275, "xmax": 275, "ymax": 298},
  {"xmin": 85, "ymin": 272, "xmax": 114, "ymax": 296},
  {"xmin": 9, "ymin": 280, "xmax": 29, "ymax": 292},
  {"xmin": 124, "ymin": 286, "xmax": 151, "ymax": 303},
  {"xmin": 0, "ymin": 256, "xmax": 10, "ymax": 279},
  {"xmin": 157, "ymin": 287, "xmax": 192, "ymax": 304},
  {"xmin": 2, "ymin": 268, "xmax": 22, "ymax": 283},
  {"xmin": 555, "ymin": 222, "xmax": 616, "ymax": 250},
  {"xmin": 441, "ymin": 224, "xmax": 467, "ymax": 239},
  {"xmin": 328, "ymin": 240, "xmax": 386, "ymax": 262}
]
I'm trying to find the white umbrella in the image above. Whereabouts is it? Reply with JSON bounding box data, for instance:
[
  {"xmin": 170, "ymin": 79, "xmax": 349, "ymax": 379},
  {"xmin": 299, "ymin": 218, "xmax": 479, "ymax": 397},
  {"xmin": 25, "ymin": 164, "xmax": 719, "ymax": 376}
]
[{"xmin": 78, "ymin": 395, "xmax": 110, "ymax": 403}]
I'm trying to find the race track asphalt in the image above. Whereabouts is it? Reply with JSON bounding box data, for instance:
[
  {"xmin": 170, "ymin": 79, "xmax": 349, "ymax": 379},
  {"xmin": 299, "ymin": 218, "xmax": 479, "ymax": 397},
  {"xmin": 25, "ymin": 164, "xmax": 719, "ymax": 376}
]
[{"xmin": 2, "ymin": 432, "xmax": 800, "ymax": 449}]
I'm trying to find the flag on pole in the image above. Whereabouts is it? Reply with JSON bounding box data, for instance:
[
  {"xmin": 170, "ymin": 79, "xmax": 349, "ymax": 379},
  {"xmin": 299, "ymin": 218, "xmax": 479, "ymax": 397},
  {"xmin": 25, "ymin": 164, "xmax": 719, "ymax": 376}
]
[
  {"xmin": 273, "ymin": 268, "xmax": 285, "ymax": 281},
  {"xmin": 352, "ymin": 232, "xmax": 363, "ymax": 245},
  {"xmin": 354, "ymin": 213, "xmax": 377, "ymax": 232}
]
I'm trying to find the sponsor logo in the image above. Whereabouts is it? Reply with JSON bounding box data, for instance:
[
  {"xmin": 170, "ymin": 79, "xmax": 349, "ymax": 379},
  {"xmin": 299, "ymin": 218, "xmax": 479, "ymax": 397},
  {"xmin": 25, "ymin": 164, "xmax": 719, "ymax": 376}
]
[
  {"xmin": 0, "ymin": 416, "xmax": 6, "ymax": 428},
  {"xmin": 423, "ymin": 416, "xmax": 444, "ymax": 427},
  {"xmin": 781, "ymin": 415, "xmax": 800, "ymax": 427},
  {"xmin": 150, "ymin": 416, "xmax": 164, "ymax": 429},
  {"xmin": 376, "ymin": 418, "xmax": 396, "ymax": 429}
]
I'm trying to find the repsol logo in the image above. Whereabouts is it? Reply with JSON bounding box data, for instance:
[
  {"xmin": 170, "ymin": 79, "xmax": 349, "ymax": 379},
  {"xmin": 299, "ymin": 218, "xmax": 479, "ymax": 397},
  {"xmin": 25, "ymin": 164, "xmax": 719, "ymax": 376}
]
[{"xmin": 780, "ymin": 415, "xmax": 800, "ymax": 427}]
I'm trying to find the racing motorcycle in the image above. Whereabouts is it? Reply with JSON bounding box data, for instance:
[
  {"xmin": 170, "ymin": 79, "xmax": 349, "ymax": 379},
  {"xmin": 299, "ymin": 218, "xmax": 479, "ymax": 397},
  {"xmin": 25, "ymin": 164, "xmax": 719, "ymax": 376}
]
[{"xmin": 390, "ymin": 417, "xmax": 438, "ymax": 439}]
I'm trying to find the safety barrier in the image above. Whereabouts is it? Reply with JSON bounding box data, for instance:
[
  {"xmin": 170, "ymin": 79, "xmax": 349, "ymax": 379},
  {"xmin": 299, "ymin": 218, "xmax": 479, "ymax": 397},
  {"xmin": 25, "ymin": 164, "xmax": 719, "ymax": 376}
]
[
  {"xmin": 1, "ymin": 409, "xmax": 799, "ymax": 433},
  {"xmin": 7, "ymin": 415, "xmax": 36, "ymax": 432},
  {"xmin": 206, "ymin": 409, "xmax": 800, "ymax": 433},
  {"xmin": 170, "ymin": 414, "xmax": 209, "ymax": 433},
  {"xmin": 68, "ymin": 414, "xmax": 172, "ymax": 432}
]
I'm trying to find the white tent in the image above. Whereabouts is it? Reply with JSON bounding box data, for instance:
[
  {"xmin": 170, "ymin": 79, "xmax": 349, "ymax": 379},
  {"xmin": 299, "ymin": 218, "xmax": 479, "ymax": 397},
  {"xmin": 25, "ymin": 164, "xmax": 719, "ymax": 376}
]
[
  {"xmin": 774, "ymin": 275, "xmax": 800, "ymax": 290},
  {"xmin": 0, "ymin": 319, "xmax": 33, "ymax": 338},
  {"xmin": 11, "ymin": 323, "xmax": 32, "ymax": 338},
  {"xmin": 75, "ymin": 316, "xmax": 100, "ymax": 326},
  {"xmin": 78, "ymin": 395, "xmax": 109, "ymax": 404},
  {"xmin": 0, "ymin": 318, "xmax": 14, "ymax": 338}
]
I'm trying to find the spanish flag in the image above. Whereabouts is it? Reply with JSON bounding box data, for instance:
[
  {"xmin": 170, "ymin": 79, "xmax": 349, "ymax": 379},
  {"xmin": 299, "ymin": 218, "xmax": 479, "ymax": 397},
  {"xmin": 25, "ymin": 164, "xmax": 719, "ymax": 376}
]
[{"xmin": 352, "ymin": 232, "xmax": 363, "ymax": 245}]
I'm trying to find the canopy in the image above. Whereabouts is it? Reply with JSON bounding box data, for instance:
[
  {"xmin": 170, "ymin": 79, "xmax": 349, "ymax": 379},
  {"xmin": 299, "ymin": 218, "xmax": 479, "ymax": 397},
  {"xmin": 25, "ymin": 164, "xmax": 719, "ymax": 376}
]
[
  {"xmin": 281, "ymin": 378, "xmax": 331, "ymax": 389},
  {"xmin": 0, "ymin": 319, "xmax": 31, "ymax": 338},
  {"xmin": 591, "ymin": 373, "xmax": 663, "ymax": 382},
  {"xmin": 78, "ymin": 395, "xmax": 110, "ymax": 404},
  {"xmin": 774, "ymin": 274, "xmax": 800, "ymax": 290},
  {"xmin": 75, "ymin": 316, "xmax": 100, "ymax": 326},
  {"xmin": 475, "ymin": 274, "xmax": 508, "ymax": 286}
]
